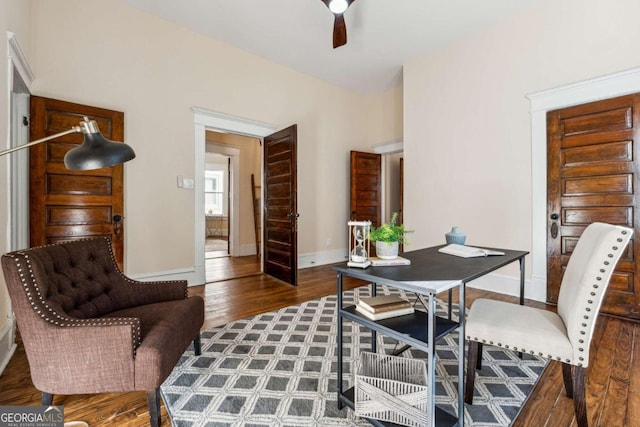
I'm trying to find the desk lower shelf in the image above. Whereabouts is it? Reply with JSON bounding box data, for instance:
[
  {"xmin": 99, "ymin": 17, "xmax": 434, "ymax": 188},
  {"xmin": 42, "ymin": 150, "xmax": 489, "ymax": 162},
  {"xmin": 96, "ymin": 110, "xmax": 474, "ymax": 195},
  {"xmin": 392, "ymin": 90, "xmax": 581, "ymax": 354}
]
[
  {"xmin": 339, "ymin": 387, "xmax": 459, "ymax": 427},
  {"xmin": 341, "ymin": 306, "xmax": 459, "ymax": 348}
]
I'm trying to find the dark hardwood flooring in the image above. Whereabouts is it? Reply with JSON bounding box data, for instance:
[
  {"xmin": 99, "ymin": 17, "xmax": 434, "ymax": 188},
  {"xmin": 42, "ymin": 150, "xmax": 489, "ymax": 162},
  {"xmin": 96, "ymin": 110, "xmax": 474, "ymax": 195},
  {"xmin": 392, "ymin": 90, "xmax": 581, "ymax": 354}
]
[{"xmin": 0, "ymin": 259, "xmax": 638, "ymax": 426}]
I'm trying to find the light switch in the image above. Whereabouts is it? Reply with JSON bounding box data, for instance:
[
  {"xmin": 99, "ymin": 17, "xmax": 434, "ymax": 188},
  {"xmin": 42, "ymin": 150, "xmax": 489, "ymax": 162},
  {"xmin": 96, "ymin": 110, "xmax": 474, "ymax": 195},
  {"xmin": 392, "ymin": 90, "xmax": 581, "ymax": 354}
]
[
  {"xmin": 184, "ymin": 178, "xmax": 194, "ymax": 189},
  {"xmin": 177, "ymin": 175, "xmax": 184, "ymax": 188}
]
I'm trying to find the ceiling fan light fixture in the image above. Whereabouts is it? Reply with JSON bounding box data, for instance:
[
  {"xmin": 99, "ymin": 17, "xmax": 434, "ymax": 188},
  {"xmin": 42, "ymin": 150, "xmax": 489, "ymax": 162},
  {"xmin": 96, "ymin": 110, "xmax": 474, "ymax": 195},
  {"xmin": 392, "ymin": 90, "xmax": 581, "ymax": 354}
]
[{"xmin": 329, "ymin": 0, "xmax": 348, "ymax": 14}]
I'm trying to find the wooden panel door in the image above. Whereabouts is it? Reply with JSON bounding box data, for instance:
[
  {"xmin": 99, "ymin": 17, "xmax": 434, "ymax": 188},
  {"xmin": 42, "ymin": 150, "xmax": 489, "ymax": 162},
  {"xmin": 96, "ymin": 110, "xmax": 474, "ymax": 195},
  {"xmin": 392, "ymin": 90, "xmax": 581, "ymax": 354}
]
[
  {"xmin": 29, "ymin": 96, "xmax": 126, "ymax": 267},
  {"xmin": 547, "ymin": 93, "xmax": 640, "ymax": 319},
  {"xmin": 350, "ymin": 151, "xmax": 381, "ymax": 225},
  {"xmin": 263, "ymin": 125, "xmax": 298, "ymax": 285}
]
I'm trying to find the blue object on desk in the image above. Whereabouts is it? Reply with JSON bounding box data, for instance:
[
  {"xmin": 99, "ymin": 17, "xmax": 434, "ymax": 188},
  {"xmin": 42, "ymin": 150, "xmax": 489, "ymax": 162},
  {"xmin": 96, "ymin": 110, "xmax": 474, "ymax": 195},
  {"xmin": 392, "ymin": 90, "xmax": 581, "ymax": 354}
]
[{"xmin": 445, "ymin": 226, "xmax": 466, "ymax": 245}]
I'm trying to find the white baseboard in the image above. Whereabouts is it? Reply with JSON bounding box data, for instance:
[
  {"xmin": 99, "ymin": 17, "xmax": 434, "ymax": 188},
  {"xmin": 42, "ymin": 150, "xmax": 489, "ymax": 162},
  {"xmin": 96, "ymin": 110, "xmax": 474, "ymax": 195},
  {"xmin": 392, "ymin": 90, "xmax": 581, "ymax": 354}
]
[
  {"xmin": 467, "ymin": 272, "xmax": 546, "ymax": 302},
  {"xmin": 0, "ymin": 316, "xmax": 17, "ymax": 376},
  {"xmin": 236, "ymin": 243, "xmax": 257, "ymax": 257},
  {"xmin": 299, "ymin": 249, "xmax": 348, "ymax": 269}
]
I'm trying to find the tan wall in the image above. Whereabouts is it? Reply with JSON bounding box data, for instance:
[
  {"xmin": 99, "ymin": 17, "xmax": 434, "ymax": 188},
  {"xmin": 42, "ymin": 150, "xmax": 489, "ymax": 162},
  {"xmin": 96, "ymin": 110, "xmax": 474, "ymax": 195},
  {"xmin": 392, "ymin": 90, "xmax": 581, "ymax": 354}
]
[
  {"xmin": 27, "ymin": 0, "xmax": 379, "ymax": 276},
  {"xmin": 206, "ymin": 131, "xmax": 260, "ymax": 251},
  {"xmin": 404, "ymin": 0, "xmax": 640, "ymax": 279},
  {"xmin": 366, "ymin": 84, "xmax": 403, "ymax": 146}
]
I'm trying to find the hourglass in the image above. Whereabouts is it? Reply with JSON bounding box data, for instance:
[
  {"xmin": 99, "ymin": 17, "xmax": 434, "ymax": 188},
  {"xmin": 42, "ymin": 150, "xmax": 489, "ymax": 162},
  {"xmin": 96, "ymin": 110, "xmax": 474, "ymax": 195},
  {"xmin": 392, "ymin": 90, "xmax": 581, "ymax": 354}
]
[{"xmin": 347, "ymin": 220, "xmax": 371, "ymax": 268}]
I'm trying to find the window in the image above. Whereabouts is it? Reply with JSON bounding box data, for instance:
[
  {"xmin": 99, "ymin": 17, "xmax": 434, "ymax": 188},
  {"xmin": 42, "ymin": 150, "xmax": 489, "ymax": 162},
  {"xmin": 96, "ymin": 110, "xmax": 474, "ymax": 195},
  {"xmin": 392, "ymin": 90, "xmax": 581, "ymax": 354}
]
[{"xmin": 205, "ymin": 170, "xmax": 225, "ymax": 215}]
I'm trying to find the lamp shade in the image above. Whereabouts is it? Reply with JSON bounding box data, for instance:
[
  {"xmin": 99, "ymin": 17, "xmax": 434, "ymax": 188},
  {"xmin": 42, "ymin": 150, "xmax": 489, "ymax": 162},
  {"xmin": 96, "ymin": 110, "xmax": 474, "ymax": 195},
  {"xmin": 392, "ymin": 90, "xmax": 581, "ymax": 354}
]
[{"xmin": 63, "ymin": 118, "xmax": 136, "ymax": 170}]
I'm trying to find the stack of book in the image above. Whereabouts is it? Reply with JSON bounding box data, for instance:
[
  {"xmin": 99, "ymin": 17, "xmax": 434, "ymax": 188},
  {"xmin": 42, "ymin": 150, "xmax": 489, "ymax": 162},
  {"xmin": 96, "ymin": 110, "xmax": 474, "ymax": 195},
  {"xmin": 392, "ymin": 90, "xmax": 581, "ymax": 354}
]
[
  {"xmin": 355, "ymin": 295, "xmax": 414, "ymax": 320},
  {"xmin": 369, "ymin": 256, "xmax": 411, "ymax": 266}
]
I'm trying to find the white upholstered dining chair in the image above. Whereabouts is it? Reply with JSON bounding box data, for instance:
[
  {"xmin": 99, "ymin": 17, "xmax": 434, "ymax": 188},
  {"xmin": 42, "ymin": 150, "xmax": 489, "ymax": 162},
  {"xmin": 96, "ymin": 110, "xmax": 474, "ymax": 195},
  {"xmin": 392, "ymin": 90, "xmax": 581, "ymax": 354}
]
[{"xmin": 464, "ymin": 222, "xmax": 632, "ymax": 427}]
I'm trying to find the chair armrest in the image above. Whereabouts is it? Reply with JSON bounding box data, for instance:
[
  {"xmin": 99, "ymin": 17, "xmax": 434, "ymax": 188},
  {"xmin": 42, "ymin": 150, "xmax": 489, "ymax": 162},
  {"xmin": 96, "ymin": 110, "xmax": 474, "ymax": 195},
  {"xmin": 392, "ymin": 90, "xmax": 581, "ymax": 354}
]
[
  {"xmin": 112, "ymin": 275, "xmax": 189, "ymax": 307},
  {"xmin": 25, "ymin": 317, "xmax": 142, "ymax": 394}
]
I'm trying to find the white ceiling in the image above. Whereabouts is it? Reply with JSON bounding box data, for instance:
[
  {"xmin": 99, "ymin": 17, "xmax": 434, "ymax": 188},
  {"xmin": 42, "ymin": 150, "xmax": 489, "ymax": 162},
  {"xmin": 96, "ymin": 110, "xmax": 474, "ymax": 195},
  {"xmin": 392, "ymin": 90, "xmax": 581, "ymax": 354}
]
[{"xmin": 115, "ymin": 0, "xmax": 541, "ymax": 95}]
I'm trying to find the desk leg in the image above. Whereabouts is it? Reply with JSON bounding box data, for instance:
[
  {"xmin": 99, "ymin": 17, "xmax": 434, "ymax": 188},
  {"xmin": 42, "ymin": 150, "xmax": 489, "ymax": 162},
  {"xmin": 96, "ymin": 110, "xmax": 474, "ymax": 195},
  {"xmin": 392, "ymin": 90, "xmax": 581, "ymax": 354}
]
[
  {"xmin": 519, "ymin": 256, "xmax": 526, "ymax": 305},
  {"xmin": 448, "ymin": 288, "xmax": 453, "ymax": 320},
  {"xmin": 337, "ymin": 273, "xmax": 344, "ymax": 409},
  {"xmin": 370, "ymin": 282, "xmax": 377, "ymax": 354},
  {"xmin": 428, "ymin": 293, "xmax": 436, "ymax": 427},
  {"xmin": 458, "ymin": 282, "xmax": 465, "ymax": 425},
  {"xmin": 518, "ymin": 257, "xmax": 526, "ymax": 359}
]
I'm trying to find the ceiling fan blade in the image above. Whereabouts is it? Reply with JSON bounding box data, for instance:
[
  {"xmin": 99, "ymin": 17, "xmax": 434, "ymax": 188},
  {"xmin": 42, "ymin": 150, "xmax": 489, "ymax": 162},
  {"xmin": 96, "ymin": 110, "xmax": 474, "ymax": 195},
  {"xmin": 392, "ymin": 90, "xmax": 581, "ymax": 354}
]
[{"xmin": 333, "ymin": 14, "xmax": 347, "ymax": 48}]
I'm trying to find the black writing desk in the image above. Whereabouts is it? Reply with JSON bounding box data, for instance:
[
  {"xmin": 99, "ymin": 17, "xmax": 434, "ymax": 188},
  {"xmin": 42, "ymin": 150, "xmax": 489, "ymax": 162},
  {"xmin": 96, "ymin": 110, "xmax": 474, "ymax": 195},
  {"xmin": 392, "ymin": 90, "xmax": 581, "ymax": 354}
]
[{"xmin": 334, "ymin": 244, "xmax": 528, "ymax": 426}]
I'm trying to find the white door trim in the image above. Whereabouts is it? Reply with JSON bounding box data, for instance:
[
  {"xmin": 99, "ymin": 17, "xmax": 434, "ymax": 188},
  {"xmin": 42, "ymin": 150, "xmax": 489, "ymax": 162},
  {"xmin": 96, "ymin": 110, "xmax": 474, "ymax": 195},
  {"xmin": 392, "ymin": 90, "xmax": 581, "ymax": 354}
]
[
  {"xmin": 527, "ymin": 67, "xmax": 640, "ymax": 302},
  {"xmin": 192, "ymin": 108, "xmax": 276, "ymax": 284},
  {"xmin": 2, "ymin": 32, "xmax": 34, "ymax": 376}
]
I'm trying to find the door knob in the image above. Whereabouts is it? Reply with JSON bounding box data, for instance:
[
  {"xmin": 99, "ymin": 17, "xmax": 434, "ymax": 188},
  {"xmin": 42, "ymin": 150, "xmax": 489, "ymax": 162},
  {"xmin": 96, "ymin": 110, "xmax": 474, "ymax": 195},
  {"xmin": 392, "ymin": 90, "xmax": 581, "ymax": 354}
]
[
  {"xmin": 113, "ymin": 214, "xmax": 123, "ymax": 236},
  {"xmin": 550, "ymin": 213, "xmax": 559, "ymax": 239}
]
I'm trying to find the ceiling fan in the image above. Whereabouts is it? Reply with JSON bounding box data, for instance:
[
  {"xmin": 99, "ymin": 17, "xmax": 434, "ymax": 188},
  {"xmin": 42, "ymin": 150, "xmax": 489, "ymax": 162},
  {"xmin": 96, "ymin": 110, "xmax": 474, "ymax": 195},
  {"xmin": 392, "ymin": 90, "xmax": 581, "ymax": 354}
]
[{"xmin": 320, "ymin": 0, "xmax": 356, "ymax": 48}]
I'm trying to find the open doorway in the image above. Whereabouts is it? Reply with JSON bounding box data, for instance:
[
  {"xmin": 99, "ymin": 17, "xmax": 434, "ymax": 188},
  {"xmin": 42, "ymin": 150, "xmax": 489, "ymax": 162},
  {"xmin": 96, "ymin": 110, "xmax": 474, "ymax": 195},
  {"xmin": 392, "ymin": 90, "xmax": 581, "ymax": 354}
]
[
  {"xmin": 383, "ymin": 151, "xmax": 403, "ymax": 225},
  {"xmin": 204, "ymin": 130, "xmax": 262, "ymax": 282},
  {"xmin": 205, "ymin": 152, "xmax": 230, "ymax": 259}
]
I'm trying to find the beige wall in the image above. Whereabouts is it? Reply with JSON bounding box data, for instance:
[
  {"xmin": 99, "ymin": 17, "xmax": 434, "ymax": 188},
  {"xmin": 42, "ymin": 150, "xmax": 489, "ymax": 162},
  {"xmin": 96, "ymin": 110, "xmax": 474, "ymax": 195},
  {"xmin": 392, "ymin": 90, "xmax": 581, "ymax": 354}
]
[
  {"xmin": 27, "ymin": 0, "xmax": 380, "ymax": 276},
  {"xmin": 366, "ymin": 84, "xmax": 403, "ymax": 146},
  {"xmin": 404, "ymin": 0, "xmax": 640, "ymax": 281}
]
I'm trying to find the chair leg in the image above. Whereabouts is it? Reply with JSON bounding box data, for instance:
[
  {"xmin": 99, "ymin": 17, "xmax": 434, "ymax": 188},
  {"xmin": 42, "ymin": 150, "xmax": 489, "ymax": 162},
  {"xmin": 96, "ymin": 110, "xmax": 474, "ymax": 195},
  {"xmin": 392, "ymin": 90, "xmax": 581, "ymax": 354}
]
[
  {"xmin": 573, "ymin": 366, "xmax": 588, "ymax": 427},
  {"xmin": 476, "ymin": 342, "xmax": 483, "ymax": 370},
  {"xmin": 41, "ymin": 392, "xmax": 53, "ymax": 406},
  {"xmin": 194, "ymin": 332, "xmax": 202, "ymax": 356},
  {"xmin": 147, "ymin": 389, "xmax": 161, "ymax": 427},
  {"xmin": 465, "ymin": 340, "xmax": 480, "ymax": 404},
  {"xmin": 561, "ymin": 362, "xmax": 573, "ymax": 398}
]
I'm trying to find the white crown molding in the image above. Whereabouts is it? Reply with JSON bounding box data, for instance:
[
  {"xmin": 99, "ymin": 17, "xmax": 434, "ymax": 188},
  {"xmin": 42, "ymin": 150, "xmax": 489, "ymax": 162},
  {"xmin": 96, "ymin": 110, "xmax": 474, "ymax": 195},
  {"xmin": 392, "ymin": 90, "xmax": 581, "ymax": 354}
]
[
  {"xmin": 192, "ymin": 107, "xmax": 276, "ymax": 137},
  {"xmin": 373, "ymin": 138, "xmax": 403, "ymax": 154},
  {"xmin": 7, "ymin": 32, "xmax": 34, "ymax": 87}
]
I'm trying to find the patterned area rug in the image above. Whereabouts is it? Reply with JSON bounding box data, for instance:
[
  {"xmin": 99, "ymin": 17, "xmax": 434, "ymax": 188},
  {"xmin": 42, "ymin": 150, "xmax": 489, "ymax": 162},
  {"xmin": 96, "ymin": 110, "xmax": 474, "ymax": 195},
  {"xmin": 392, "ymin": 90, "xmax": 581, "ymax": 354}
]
[{"xmin": 160, "ymin": 287, "xmax": 547, "ymax": 426}]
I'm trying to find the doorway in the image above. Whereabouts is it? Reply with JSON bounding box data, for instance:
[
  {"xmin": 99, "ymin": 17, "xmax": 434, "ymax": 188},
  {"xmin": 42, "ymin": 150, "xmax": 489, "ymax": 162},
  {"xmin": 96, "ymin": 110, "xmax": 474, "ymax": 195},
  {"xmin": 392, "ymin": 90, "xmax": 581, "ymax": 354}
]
[
  {"xmin": 546, "ymin": 93, "xmax": 640, "ymax": 319},
  {"xmin": 529, "ymin": 67, "xmax": 640, "ymax": 304},
  {"xmin": 205, "ymin": 152, "xmax": 230, "ymax": 259},
  {"xmin": 204, "ymin": 130, "xmax": 261, "ymax": 283}
]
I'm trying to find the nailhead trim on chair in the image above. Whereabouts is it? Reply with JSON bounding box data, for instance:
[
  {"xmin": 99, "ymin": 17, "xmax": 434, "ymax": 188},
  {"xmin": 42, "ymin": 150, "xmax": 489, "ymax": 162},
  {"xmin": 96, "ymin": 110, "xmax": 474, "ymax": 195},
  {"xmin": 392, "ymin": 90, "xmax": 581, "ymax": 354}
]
[
  {"xmin": 17, "ymin": 237, "xmax": 190, "ymax": 299},
  {"xmin": 6, "ymin": 248, "xmax": 143, "ymax": 357},
  {"xmin": 466, "ymin": 228, "xmax": 629, "ymax": 368}
]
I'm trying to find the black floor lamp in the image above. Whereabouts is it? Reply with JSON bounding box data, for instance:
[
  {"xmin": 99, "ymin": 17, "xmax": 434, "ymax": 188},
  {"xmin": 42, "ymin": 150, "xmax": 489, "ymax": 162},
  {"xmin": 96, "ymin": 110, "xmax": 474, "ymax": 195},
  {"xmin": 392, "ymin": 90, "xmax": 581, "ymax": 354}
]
[{"xmin": 0, "ymin": 116, "xmax": 136, "ymax": 170}]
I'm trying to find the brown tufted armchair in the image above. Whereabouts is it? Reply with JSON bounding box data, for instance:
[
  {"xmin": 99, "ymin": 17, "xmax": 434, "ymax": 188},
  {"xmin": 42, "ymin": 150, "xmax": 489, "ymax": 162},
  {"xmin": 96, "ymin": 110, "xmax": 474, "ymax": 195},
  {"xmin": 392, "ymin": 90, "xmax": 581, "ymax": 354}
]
[{"xmin": 1, "ymin": 237, "xmax": 204, "ymax": 427}]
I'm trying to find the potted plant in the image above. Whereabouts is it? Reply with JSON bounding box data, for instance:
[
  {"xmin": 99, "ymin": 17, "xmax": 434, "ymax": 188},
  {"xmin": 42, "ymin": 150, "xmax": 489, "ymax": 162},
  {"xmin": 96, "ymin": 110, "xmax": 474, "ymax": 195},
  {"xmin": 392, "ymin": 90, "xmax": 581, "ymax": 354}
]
[{"xmin": 369, "ymin": 212, "xmax": 412, "ymax": 259}]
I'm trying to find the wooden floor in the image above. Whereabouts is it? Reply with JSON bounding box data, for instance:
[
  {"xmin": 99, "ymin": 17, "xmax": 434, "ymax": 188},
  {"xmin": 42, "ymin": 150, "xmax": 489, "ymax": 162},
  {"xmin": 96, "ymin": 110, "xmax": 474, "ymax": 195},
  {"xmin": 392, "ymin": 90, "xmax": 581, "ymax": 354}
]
[
  {"xmin": 204, "ymin": 254, "xmax": 261, "ymax": 284},
  {"xmin": 0, "ymin": 260, "xmax": 638, "ymax": 426}
]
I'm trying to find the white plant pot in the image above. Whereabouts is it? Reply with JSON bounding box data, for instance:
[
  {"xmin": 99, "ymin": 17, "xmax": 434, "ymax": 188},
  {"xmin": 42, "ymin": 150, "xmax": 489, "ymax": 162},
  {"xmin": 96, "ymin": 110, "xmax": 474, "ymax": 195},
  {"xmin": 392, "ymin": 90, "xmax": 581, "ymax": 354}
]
[{"xmin": 376, "ymin": 241, "xmax": 399, "ymax": 260}]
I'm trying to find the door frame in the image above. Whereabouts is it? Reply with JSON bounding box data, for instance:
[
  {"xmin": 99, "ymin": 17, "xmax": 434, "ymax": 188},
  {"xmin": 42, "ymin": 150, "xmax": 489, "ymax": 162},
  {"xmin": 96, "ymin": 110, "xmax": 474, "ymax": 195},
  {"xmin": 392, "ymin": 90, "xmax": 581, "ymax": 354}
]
[
  {"xmin": 528, "ymin": 66, "xmax": 640, "ymax": 302},
  {"xmin": 7, "ymin": 32, "xmax": 34, "ymax": 252},
  {"xmin": 205, "ymin": 143, "xmax": 239, "ymax": 254},
  {"xmin": 192, "ymin": 108, "xmax": 276, "ymax": 285},
  {"xmin": 3, "ymin": 32, "xmax": 34, "ymax": 376},
  {"xmin": 373, "ymin": 138, "xmax": 404, "ymax": 224}
]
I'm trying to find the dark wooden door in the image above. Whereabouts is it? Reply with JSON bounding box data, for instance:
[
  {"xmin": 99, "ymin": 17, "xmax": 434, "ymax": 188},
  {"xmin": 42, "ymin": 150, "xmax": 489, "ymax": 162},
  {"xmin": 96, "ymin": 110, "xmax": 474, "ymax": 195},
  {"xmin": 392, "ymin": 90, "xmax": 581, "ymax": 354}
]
[
  {"xmin": 263, "ymin": 125, "xmax": 298, "ymax": 285},
  {"xmin": 350, "ymin": 151, "xmax": 382, "ymax": 225},
  {"xmin": 29, "ymin": 96, "xmax": 126, "ymax": 267},
  {"xmin": 547, "ymin": 93, "xmax": 640, "ymax": 319}
]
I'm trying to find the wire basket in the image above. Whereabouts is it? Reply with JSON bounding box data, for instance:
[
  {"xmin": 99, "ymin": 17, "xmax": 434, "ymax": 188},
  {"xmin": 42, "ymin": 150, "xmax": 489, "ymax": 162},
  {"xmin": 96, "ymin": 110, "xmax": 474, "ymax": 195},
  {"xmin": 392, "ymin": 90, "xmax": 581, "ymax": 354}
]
[{"xmin": 355, "ymin": 352, "xmax": 429, "ymax": 426}]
